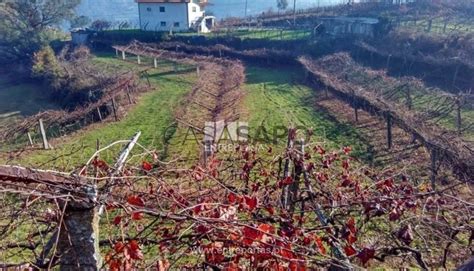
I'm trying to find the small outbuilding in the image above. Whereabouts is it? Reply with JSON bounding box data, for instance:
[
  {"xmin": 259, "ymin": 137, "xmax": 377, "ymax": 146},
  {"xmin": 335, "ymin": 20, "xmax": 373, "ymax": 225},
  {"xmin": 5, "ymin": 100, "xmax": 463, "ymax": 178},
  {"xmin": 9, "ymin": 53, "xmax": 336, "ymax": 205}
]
[
  {"xmin": 319, "ymin": 17, "xmax": 380, "ymax": 37},
  {"xmin": 70, "ymin": 28, "xmax": 92, "ymax": 45}
]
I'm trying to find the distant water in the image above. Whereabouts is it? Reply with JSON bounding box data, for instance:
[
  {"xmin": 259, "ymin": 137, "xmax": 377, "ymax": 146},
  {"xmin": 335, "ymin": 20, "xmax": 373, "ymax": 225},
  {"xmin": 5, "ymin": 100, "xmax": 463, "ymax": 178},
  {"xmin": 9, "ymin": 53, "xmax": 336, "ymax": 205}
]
[
  {"xmin": 207, "ymin": 0, "xmax": 346, "ymax": 18},
  {"xmin": 75, "ymin": 0, "xmax": 346, "ymax": 27},
  {"xmin": 75, "ymin": 0, "xmax": 140, "ymax": 28}
]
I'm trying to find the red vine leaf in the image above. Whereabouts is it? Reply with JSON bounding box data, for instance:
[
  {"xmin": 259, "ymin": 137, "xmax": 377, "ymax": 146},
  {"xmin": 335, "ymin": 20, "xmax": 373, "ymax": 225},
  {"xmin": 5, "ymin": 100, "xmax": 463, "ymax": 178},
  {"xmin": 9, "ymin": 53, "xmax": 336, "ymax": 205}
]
[
  {"xmin": 113, "ymin": 215, "xmax": 122, "ymax": 225},
  {"xmin": 357, "ymin": 247, "xmax": 375, "ymax": 265},
  {"xmin": 347, "ymin": 217, "xmax": 357, "ymax": 234},
  {"xmin": 128, "ymin": 240, "xmax": 143, "ymax": 260},
  {"xmin": 344, "ymin": 245, "xmax": 357, "ymax": 256},
  {"xmin": 242, "ymin": 226, "xmax": 262, "ymax": 245},
  {"xmin": 127, "ymin": 195, "xmax": 144, "ymax": 207},
  {"xmin": 228, "ymin": 193, "xmax": 237, "ymax": 203},
  {"xmin": 289, "ymin": 261, "xmax": 307, "ymax": 271},
  {"xmin": 244, "ymin": 196, "xmax": 258, "ymax": 211},
  {"xmin": 142, "ymin": 161, "xmax": 153, "ymax": 171}
]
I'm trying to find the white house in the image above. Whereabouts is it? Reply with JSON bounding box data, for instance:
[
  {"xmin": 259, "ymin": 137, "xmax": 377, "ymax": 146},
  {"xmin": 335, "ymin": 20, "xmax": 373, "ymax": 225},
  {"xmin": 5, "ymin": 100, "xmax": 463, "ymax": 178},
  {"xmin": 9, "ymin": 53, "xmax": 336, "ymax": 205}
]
[{"xmin": 137, "ymin": 0, "xmax": 215, "ymax": 33}]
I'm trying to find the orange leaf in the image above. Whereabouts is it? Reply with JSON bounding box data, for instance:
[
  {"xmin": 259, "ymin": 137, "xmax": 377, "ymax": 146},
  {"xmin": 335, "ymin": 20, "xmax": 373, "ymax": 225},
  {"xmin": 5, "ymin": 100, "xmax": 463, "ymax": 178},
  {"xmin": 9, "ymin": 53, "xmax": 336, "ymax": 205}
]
[
  {"xmin": 224, "ymin": 262, "xmax": 241, "ymax": 271},
  {"xmin": 258, "ymin": 223, "xmax": 274, "ymax": 234},
  {"xmin": 347, "ymin": 232, "xmax": 357, "ymax": 244},
  {"xmin": 114, "ymin": 242, "xmax": 125, "ymax": 253},
  {"xmin": 109, "ymin": 259, "xmax": 121, "ymax": 271},
  {"xmin": 281, "ymin": 176, "xmax": 293, "ymax": 186},
  {"xmin": 278, "ymin": 241, "xmax": 295, "ymax": 259},
  {"xmin": 314, "ymin": 236, "xmax": 326, "ymax": 254}
]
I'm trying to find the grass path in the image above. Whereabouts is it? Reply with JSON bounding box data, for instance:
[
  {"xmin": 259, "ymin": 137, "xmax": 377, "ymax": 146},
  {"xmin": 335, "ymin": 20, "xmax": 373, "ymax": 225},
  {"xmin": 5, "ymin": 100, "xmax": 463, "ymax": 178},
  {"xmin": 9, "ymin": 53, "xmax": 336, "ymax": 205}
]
[{"xmin": 243, "ymin": 65, "xmax": 370, "ymax": 158}]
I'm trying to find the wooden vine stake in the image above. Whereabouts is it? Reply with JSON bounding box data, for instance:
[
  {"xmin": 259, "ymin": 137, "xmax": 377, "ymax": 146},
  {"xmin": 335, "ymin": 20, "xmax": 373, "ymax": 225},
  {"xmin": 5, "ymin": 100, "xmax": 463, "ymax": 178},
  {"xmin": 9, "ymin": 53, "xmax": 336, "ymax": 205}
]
[
  {"xmin": 354, "ymin": 104, "xmax": 359, "ymax": 122},
  {"xmin": 430, "ymin": 149, "xmax": 437, "ymax": 190},
  {"xmin": 96, "ymin": 107, "xmax": 103, "ymax": 122},
  {"xmin": 126, "ymin": 86, "xmax": 133, "ymax": 104},
  {"xmin": 281, "ymin": 128, "xmax": 294, "ymax": 211},
  {"xmin": 452, "ymin": 58, "xmax": 460, "ymax": 87},
  {"xmin": 0, "ymin": 167, "xmax": 102, "ymax": 270},
  {"xmin": 406, "ymin": 87, "xmax": 412, "ymax": 110},
  {"xmin": 456, "ymin": 97, "xmax": 462, "ymax": 135},
  {"xmin": 27, "ymin": 132, "xmax": 33, "ymax": 146},
  {"xmin": 386, "ymin": 54, "xmax": 392, "ymax": 70},
  {"xmin": 111, "ymin": 98, "xmax": 118, "ymax": 121},
  {"xmin": 352, "ymin": 92, "xmax": 358, "ymax": 122},
  {"xmin": 289, "ymin": 138, "xmax": 304, "ymax": 214},
  {"xmin": 386, "ymin": 114, "xmax": 393, "ymax": 149},
  {"xmin": 39, "ymin": 119, "xmax": 49, "ymax": 150}
]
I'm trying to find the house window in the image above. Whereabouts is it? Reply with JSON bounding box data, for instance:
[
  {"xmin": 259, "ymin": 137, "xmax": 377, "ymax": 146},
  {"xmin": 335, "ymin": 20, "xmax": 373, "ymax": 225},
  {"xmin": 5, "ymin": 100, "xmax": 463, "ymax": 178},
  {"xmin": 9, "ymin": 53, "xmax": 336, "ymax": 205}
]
[
  {"xmin": 160, "ymin": 21, "xmax": 166, "ymax": 27},
  {"xmin": 159, "ymin": 6, "xmax": 165, "ymax": 12},
  {"xmin": 146, "ymin": 7, "xmax": 152, "ymax": 12},
  {"xmin": 174, "ymin": 22, "xmax": 180, "ymax": 27},
  {"xmin": 192, "ymin": 7, "xmax": 197, "ymax": 12}
]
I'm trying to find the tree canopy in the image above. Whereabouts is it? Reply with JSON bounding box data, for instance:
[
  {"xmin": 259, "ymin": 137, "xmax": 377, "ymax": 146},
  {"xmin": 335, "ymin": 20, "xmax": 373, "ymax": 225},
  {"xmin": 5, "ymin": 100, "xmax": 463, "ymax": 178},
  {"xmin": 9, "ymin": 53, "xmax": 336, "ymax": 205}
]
[
  {"xmin": 70, "ymin": 15, "xmax": 91, "ymax": 29},
  {"xmin": 277, "ymin": 0, "xmax": 289, "ymax": 11},
  {"xmin": 0, "ymin": 0, "xmax": 80, "ymax": 63}
]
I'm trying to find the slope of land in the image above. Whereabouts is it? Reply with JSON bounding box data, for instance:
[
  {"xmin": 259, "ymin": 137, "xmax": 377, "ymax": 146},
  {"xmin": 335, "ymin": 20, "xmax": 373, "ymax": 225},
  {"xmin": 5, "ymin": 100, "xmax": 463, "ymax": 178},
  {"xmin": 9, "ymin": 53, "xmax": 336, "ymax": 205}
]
[
  {"xmin": 0, "ymin": 74, "xmax": 59, "ymax": 128},
  {"xmin": 2, "ymin": 54, "xmax": 196, "ymax": 169}
]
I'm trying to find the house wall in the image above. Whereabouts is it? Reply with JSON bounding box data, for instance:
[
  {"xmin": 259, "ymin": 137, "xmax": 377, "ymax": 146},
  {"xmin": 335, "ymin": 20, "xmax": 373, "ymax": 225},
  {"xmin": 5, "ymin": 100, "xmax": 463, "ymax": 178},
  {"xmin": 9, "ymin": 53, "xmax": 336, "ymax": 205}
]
[
  {"xmin": 139, "ymin": 3, "xmax": 190, "ymax": 31},
  {"xmin": 323, "ymin": 19, "xmax": 376, "ymax": 37},
  {"xmin": 187, "ymin": 2, "xmax": 204, "ymax": 26}
]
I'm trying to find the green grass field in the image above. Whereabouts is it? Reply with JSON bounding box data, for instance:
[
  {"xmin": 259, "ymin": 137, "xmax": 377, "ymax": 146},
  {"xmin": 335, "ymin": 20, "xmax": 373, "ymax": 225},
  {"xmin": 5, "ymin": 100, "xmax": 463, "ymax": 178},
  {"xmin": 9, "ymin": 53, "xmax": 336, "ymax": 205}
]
[
  {"xmin": 398, "ymin": 18, "xmax": 474, "ymax": 34},
  {"xmin": 178, "ymin": 28, "xmax": 312, "ymax": 41}
]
